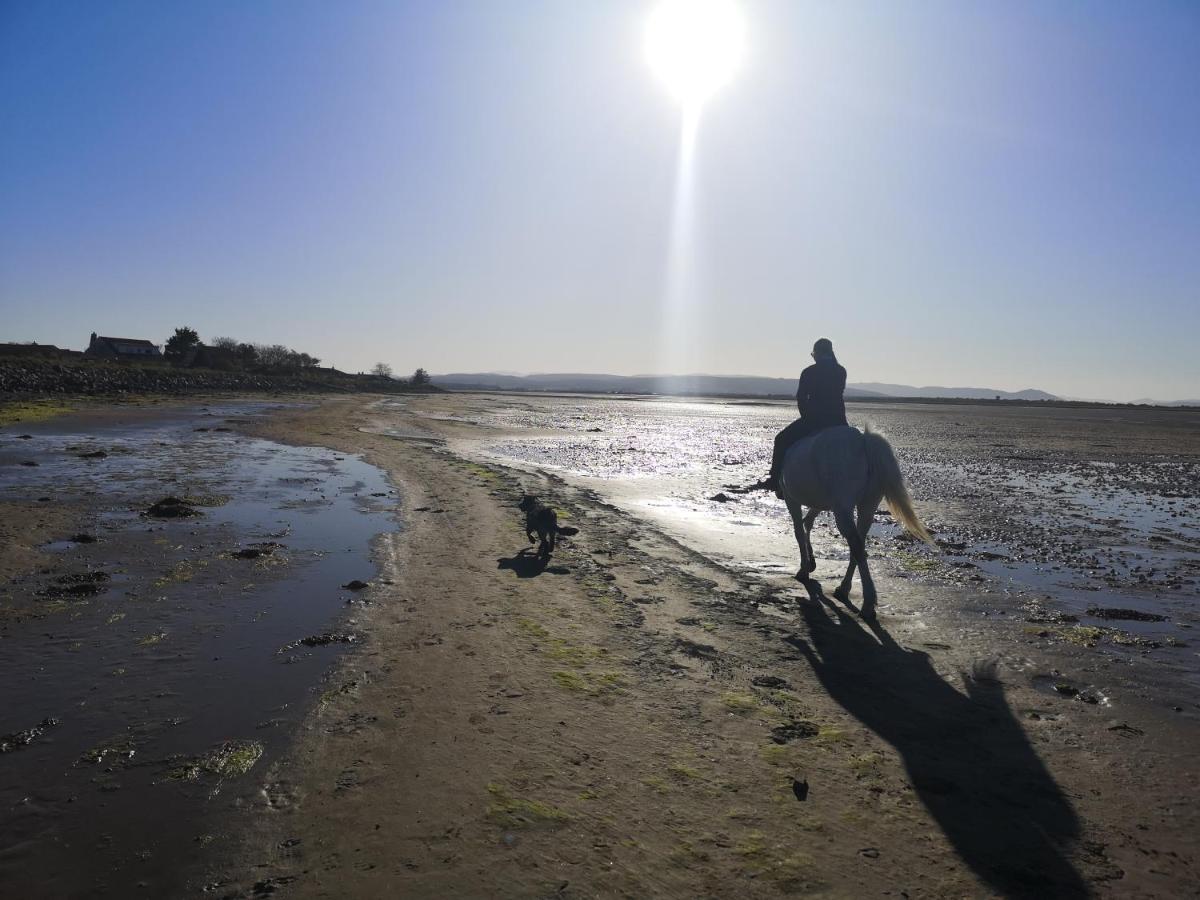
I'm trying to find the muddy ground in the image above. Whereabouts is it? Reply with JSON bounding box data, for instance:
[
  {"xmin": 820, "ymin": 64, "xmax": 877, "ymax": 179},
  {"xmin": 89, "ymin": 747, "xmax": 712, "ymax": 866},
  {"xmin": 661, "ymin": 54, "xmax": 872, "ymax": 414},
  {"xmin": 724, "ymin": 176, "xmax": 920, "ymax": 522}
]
[
  {"xmin": 0, "ymin": 398, "xmax": 395, "ymax": 896},
  {"xmin": 220, "ymin": 395, "xmax": 1196, "ymax": 898},
  {"xmin": 1, "ymin": 394, "xmax": 1196, "ymax": 898}
]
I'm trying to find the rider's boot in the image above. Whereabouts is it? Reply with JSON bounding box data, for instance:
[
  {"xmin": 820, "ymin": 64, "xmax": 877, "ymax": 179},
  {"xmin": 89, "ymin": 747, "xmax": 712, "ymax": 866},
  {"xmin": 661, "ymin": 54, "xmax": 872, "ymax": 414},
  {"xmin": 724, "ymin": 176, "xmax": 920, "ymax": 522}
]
[{"xmin": 763, "ymin": 470, "xmax": 783, "ymax": 499}]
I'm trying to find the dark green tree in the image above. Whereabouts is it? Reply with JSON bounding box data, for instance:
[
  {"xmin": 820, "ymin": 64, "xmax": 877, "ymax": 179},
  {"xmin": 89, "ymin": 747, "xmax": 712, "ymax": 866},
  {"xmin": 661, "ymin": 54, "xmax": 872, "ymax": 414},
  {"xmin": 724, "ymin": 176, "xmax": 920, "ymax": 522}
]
[
  {"xmin": 411, "ymin": 367, "xmax": 431, "ymax": 386},
  {"xmin": 163, "ymin": 326, "xmax": 200, "ymax": 360}
]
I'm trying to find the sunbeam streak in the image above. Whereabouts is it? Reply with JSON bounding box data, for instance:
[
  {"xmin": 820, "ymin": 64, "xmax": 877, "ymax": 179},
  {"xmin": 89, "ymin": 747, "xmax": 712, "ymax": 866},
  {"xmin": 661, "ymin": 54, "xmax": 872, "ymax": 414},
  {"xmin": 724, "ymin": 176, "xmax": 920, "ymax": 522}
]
[
  {"xmin": 659, "ymin": 105, "xmax": 702, "ymax": 389},
  {"xmin": 646, "ymin": 1, "xmax": 744, "ymax": 392}
]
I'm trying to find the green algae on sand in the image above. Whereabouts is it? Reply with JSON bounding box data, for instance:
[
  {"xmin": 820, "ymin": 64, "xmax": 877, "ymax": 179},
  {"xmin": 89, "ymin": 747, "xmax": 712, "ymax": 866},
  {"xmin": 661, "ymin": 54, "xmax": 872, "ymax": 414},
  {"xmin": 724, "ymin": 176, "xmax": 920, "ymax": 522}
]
[
  {"xmin": 164, "ymin": 739, "xmax": 264, "ymax": 781},
  {"xmin": 0, "ymin": 400, "xmax": 74, "ymax": 427}
]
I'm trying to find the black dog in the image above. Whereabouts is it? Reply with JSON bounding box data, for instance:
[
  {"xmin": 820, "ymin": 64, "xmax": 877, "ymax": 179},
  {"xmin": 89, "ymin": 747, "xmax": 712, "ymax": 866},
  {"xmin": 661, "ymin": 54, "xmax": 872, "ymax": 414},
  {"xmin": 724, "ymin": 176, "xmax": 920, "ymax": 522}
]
[{"xmin": 518, "ymin": 494, "xmax": 579, "ymax": 557}]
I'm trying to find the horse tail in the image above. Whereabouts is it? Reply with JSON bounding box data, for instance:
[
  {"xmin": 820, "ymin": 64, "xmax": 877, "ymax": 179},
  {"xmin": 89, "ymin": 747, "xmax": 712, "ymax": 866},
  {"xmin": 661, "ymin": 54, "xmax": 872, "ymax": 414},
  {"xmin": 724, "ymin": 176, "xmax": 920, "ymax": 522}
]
[{"xmin": 863, "ymin": 425, "xmax": 934, "ymax": 545}]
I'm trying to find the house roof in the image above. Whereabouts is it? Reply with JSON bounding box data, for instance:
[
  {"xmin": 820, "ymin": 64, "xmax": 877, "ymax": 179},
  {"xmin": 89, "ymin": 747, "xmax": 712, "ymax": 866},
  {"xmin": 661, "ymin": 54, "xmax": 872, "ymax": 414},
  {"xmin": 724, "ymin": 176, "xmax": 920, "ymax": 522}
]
[{"xmin": 97, "ymin": 336, "xmax": 158, "ymax": 347}]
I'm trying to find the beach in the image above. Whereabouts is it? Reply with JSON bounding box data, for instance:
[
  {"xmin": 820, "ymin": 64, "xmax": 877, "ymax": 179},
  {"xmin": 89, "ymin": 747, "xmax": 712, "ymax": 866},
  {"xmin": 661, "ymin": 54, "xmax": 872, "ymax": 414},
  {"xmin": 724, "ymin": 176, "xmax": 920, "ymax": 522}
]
[{"xmin": 1, "ymin": 394, "xmax": 1197, "ymax": 897}]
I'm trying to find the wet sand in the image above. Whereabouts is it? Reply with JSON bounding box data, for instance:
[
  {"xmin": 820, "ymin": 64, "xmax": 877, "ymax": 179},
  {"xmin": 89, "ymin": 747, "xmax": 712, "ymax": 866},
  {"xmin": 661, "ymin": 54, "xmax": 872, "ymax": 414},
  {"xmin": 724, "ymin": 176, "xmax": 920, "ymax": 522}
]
[
  {"xmin": 0, "ymin": 400, "xmax": 396, "ymax": 896},
  {"xmin": 450, "ymin": 393, "xmax": 1200, "ymax": 702},
  {"xmin": 2, "ymin": 394, "xmax": 1197, "ymax": 897},
  {"xmin": 215, "ymin": 394, "xmax": 1195, "ymax": 898}
]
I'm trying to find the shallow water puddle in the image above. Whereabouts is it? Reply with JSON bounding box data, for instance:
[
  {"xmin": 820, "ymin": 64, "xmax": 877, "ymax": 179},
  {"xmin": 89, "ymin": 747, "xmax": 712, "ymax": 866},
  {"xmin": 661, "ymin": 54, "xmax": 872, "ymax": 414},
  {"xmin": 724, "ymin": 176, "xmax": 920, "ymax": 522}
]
[
  {"xmin": 452, "ymin": 395, "xmax": 1200, "ymax": 673},
  {"xmin": 0, "ymin": 404, "xmax": 397, "ymax": 896}
]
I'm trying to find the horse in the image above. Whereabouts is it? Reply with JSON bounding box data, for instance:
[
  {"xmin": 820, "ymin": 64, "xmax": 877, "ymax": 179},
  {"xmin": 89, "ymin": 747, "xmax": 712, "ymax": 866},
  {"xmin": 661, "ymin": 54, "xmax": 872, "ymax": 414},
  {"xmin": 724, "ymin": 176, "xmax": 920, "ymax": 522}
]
[{"xmin": 779, "ymin": 424, "xmax": 932, "ymax": 614}]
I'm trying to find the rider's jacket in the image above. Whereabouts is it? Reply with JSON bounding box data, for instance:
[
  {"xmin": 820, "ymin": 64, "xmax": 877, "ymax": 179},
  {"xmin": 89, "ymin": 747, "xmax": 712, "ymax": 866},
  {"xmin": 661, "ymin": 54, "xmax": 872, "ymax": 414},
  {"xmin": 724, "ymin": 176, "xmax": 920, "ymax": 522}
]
[{"xmin": 796, "ymin": 356, "xmax": 848, "ymax": 428}]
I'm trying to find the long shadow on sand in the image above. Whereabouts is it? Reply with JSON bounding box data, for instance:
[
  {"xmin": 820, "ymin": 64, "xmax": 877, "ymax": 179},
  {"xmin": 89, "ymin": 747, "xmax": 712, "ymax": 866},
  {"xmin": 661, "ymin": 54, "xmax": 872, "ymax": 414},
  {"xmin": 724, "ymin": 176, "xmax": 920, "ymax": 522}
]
[
  {"xmin": 497, "ymin": 549, "xmax": 570, "ymax": 578},
  {"xmin": 788, "ymin": 580, "xmax": 1088, "ymax": 898}
]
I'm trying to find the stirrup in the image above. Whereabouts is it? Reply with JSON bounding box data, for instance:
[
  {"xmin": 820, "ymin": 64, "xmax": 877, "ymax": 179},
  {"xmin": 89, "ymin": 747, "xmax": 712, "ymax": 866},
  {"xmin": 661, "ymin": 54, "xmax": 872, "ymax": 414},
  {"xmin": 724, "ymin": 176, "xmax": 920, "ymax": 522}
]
[{"xmin": 725, "ymin": 478, "xmax": 773, "ymax": 494}]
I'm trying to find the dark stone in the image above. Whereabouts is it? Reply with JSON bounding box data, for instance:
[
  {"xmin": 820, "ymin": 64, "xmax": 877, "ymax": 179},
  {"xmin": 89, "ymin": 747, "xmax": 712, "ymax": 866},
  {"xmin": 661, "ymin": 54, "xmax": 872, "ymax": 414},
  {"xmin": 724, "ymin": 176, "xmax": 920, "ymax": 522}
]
[
  {"xmin": 299, "ymin": 632, "xmax": 358, "ymax": 647},
  {"xmin": 672, "ymin": 637, "xmax": 719, "ymax": 661},
  {"xmin": 145, "ymin": 497, "xmax": 200, "ymax": 518},
  {"xmin": 20, "ymin": 460, "xmax": 38, "ymax": 466},
  {"xmin": 342, "ymin": 580, "xmax": 369, "ymax": 590},
  {"xmin": 280, "ymin": 632, "xmax": 359, "ymax": 652},
  {"xmin": 69, "ymin": 533, "xmax": 98, "ymax": 544},
  {"xmin": 1, "ymin": 717, "xmax": 60, "ymax": 753},
  {"xmin": 752, "ymin": 675, "xmax": 791, "ymax": 690},
  {"xmin": 1025, "ymin": 613, "xmax": 1079, "ymax": 625},
  {"xmin": 232, "ymin": 542, "xmax": 283, "ymax": 560},
  {"xmin": 77, "ymin": 449, "xmax": 108, "ymax": 459},
  {"xmin": 709, "ymin": 493, "xmax": 734, "ymax": 503},
  {"xmin": 1086, "ymin": 606, "xmax": 1168, "ymax": 623},
  {"xmin": 39, "ymin": 570, "xmax": 111, "ymax": 599},
  {"xmin": 771, "ymin": 720, "xmax": 820, "ymax": 744}
]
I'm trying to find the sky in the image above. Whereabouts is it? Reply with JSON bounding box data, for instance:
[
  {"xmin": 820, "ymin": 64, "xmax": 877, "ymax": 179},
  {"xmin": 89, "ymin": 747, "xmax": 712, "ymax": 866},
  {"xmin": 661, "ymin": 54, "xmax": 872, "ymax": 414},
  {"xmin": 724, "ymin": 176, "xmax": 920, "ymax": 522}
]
[{"xmin": 2, "ymin": 0, "xmax": 1198, "ymax": 402}]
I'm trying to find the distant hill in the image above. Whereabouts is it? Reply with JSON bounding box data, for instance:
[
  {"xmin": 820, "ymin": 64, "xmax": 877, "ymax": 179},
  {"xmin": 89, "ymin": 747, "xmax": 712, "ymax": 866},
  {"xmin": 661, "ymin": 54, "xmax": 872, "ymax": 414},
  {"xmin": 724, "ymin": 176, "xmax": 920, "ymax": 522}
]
[
  {"xmin": 1130, "ymin": 398, "xmax": 1200, "ymax": 408},
  {"xmin": 850, "ymin": 382, "xmax": 1058, "ymax": 401},
  {"xmin": 431, "ymin": 372, "xmax": 1059, "ymax": 401}
]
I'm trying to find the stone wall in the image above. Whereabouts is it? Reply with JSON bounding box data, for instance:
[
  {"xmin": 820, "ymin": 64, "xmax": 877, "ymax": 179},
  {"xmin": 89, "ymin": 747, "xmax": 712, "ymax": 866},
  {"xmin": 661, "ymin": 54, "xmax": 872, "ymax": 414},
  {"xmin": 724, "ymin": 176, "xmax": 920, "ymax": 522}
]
[{"xmin": 0, "ymin": 359, "xmax": 421, "ymax": 396}]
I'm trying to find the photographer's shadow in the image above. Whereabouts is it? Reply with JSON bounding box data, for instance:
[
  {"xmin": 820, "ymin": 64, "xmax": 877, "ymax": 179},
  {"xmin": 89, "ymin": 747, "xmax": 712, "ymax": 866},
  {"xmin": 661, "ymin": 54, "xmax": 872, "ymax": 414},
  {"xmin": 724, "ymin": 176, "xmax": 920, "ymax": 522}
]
[{"xmin": 789, "ymin": 579, "xmax": 1088, "ymax": 898}]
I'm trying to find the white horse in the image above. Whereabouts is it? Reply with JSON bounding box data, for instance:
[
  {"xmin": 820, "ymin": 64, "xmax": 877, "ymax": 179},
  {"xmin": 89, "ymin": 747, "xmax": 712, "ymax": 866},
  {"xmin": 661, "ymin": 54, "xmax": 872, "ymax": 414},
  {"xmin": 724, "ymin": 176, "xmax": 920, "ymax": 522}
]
[{"xmin": 779, "ymin": 425, "xmax": 932, "ymax": 613}]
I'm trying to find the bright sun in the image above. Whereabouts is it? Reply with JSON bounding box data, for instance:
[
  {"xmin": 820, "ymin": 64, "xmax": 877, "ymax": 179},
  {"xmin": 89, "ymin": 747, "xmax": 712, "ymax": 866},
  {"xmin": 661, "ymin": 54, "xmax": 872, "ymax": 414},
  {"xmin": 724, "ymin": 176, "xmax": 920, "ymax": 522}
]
[{"xmin": 644, "ymin": 0, "xmax": 745, "ymax": 106}]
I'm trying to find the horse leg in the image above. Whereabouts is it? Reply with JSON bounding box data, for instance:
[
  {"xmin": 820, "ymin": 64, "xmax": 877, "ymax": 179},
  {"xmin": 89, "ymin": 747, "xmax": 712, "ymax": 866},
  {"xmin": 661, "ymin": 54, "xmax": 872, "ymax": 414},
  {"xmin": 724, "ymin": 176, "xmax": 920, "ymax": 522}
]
[
  {"xmin": 832, "ymin": 505, "xmax": 867, "ymax": 602},
  {"xmin": 786, "ymin": 499, "xmax": 811, "ymax": 581},
  {"xmin": 802, "ymin": 508, "xmax": 819, "ymax": 573},
  {"xmin": 854, "ymin": 499, "xmax": 878, "ymax": 614}
]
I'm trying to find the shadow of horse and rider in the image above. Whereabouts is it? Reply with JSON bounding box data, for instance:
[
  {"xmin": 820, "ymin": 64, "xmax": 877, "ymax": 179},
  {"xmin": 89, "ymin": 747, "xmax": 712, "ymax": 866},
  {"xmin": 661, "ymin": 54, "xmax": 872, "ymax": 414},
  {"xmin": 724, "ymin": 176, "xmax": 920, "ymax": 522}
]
[
  {"xmin": 790, "ymin": 574, "xmax": 1089, "ymax": 897},
  {"xmin": 777, "ymin": 426, "xmax": 1089, "ymax": 896},
  {"xmin": 497, "ymin": 420, "xmax": 1090, "ymax": 895}
]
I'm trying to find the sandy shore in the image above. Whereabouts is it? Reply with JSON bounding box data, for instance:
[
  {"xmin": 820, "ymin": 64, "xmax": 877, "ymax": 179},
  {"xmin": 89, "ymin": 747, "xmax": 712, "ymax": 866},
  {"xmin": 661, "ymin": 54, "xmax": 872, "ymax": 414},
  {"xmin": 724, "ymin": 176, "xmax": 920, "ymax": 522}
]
[
  {"xmin": 188, "ymin": 394, "xmax": 1197, "ymax": 898},
  {"xmin": 2, "ymin": 393, "xmax": 1193, "ymax": 897}
]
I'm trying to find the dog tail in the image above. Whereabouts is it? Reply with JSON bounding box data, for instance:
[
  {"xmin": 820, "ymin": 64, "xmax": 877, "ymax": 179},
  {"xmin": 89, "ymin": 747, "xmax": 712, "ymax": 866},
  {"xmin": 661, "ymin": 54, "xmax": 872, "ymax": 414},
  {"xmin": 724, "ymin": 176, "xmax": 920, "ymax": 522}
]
[{"xmin": 556, "ymin": 526, "xmax": 580, "ymax": 537}]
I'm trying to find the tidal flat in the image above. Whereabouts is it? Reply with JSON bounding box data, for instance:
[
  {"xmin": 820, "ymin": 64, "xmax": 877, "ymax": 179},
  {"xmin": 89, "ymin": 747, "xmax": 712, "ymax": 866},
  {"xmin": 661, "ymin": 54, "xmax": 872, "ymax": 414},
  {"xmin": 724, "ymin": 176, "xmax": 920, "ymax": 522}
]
[
  {"xmin": 448, "ymin": 394, "xmax": 1200, "ymax": 699},
  {"xmin": 0, "ymin": 401, "xmax": 397, "ymax": 896},
  {"xmin": 2, "ymin": 394, "xmax": 1197, "ymax": 898}
]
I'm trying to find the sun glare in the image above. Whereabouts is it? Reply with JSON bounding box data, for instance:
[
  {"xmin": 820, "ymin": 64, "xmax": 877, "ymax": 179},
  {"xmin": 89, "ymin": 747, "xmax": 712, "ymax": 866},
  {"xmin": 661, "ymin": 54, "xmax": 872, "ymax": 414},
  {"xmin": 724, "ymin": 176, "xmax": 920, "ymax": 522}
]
[{"xmin": 645, "ymin": 0, "xmax": 745, "ymax": 107}]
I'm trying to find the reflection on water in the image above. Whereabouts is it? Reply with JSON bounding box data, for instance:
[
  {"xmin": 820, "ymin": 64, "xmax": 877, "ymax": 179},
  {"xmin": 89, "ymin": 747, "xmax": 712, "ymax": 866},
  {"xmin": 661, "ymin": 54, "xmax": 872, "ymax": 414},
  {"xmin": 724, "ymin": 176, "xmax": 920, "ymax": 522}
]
[
  {"xmin": 0, "ymin": 405, "xmax": 396, "ymax": 896},
  {"xmin": 448, "ymin": 394, "xmax": 1198, "ymax": 654}
]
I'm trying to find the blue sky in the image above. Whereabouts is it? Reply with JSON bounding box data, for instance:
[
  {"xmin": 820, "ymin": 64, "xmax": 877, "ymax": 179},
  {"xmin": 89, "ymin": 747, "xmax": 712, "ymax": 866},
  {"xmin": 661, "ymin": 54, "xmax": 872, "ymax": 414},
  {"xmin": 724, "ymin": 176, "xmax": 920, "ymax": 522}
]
[{"xmin": 2, "ymin": 0, "xmax": 1197, "ymax": 401}]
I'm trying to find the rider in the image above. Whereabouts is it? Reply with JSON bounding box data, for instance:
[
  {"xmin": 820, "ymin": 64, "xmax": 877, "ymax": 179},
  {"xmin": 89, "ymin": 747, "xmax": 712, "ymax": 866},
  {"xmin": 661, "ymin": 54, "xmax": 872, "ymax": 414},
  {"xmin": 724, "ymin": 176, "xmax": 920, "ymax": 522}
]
[{"xmin": 764, "ymin": 338, "xmax": 848, "ymax": 497}]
